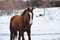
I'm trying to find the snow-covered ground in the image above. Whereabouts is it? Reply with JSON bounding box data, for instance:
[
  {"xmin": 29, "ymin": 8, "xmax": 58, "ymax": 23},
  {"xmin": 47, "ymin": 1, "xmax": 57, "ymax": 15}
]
[{"xmin": 0, "ymin": 7, "xmax": 60, "ymax": 40}]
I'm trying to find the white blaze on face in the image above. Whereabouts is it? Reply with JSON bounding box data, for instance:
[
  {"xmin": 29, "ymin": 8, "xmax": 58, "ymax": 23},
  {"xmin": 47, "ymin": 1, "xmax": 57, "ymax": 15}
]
[{"xmin": 29, "ymin": 12, "xmax": 33, "ymax": 24}]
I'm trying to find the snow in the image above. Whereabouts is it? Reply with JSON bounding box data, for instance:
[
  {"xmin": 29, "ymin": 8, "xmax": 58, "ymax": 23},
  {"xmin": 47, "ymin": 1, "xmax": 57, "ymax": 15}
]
[{"xmin": 0, "ymin": 7, "xmax": 60, "ymax": 40}]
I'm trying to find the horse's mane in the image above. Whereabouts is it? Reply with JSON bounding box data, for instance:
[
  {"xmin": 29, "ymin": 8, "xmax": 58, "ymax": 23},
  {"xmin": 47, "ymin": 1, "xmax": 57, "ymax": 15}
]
[{"xmin": 21, "ymin": 9, "xmax": 27, "ymax": 16}]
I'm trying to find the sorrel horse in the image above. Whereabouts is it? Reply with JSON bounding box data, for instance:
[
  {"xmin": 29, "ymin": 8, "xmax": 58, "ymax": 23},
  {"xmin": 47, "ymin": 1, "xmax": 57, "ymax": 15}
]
[{"xmin": 10, "ymin": 7, "xmax": 34, "ymax": 40}]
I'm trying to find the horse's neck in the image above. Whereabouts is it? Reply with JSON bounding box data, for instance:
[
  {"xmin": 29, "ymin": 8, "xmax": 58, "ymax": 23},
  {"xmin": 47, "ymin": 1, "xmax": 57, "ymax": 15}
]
[{"xmin": 21, "ymin": 10, "xmax": 28, "ymax": 16}]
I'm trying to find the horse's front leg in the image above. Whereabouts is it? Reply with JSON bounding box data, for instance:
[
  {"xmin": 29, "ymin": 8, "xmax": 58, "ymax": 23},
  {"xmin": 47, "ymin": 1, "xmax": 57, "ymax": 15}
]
[
  {"xmin": 18, "ymin": 31, "xmax": 21, "ymax": 40},
  {"xmin": 22, "ymin": 32, "xmax": 25, "ymax": 40},
  {"xmin": 27, "ymin": 29, "xmax": 31, "ymax": 40}
]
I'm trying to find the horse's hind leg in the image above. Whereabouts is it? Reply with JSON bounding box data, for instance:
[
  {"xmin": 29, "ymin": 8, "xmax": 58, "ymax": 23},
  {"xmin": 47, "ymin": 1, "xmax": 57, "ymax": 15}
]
[
  {"xmin": 10, "ymin": 30, "xmax": 17, "ymax": 40},
  {"xmin": 10, "ymin": 30, "xmax": 14, "ymax": 40},
  {"xmin": 13, "ymin": 31, "xmax": 17, "ymax": 40}
]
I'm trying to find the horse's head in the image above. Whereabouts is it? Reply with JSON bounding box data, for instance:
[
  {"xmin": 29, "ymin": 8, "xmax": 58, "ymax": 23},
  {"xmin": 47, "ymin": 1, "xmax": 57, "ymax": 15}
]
[
  {"xmin": 26, "ymin": 7, "xmax": 34, "ymax": 25},
  {"xmin": 23, "ymin": 7, "xmax": 34, "ymax": 25},
  {"xmin": 26, "ymin": 7, "xmax": 34, "ymax": 19}
]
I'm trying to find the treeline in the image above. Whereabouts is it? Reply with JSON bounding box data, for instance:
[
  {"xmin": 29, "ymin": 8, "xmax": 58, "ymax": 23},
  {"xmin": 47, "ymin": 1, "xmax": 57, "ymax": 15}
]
[{"xmin": 31, "ymin": 0, "xmax": 60, "ymax": 7}]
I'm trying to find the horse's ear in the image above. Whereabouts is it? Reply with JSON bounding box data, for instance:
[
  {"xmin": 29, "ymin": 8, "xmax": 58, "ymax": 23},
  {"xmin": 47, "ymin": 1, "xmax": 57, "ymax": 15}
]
[
  {"xmin": 27, "ymin": 7, "xmax": 35, "ymax": 11},
  {"xmin": 28, "ymin": 7, "xmax": 33, "ymax": 10}
]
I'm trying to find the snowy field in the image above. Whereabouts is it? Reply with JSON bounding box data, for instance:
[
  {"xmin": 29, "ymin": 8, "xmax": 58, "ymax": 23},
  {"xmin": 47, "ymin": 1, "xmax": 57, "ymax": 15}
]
[{"xmin": 0, "ymin": 7, "xmax": 60, "ymax": 40}]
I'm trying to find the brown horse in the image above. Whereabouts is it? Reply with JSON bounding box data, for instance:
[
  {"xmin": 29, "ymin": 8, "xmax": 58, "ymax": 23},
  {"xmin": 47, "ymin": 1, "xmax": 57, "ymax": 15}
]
[{"xmin": 10, "ymin": 7, "xmax": 34, "ymax": 40}]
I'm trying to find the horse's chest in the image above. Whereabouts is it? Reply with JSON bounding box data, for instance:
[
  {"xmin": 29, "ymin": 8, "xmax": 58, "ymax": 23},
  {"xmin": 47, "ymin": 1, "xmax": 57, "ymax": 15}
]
[{"xmin": 24, "ymin": 23, "xmax": 29, "ymax": 30}]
